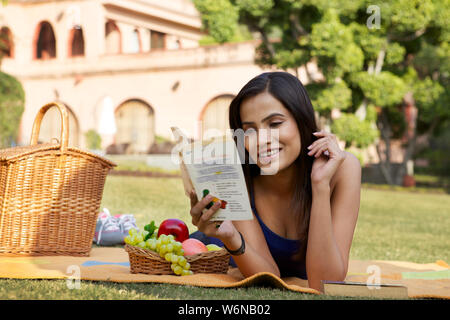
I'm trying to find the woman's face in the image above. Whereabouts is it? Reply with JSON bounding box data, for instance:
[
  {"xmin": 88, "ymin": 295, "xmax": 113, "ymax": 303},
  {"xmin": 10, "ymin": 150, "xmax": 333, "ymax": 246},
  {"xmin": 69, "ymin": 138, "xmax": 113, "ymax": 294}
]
[{"xmin": 240, "ymin": 91, "xmax": 301, "ymax": 174}]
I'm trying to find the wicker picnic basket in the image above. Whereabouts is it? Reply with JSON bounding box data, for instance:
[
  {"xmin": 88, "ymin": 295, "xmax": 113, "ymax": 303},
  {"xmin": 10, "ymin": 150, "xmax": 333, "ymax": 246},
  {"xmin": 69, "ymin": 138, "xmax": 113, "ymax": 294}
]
[
  {"xmin": 125, "ymin": 244, "xmax": 230, "ymax": 275},
  {"xmin": 0, "ymin": 102, "xmax": 116, "ymax": 256}
]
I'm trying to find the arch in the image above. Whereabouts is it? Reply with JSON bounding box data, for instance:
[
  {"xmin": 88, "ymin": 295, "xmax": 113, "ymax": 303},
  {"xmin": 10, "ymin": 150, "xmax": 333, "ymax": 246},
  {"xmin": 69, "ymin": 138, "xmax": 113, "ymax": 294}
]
[
  {"xmin": 38, "ymin": 103, "xmax": 80, "ymax": 147},
  {"xmin": 114, "ymin": 99, "xmax": 155, "ymax": 154},
  {"xmin": 105, "ymin": 20, "xmax": 121, "ymax": 54},
  {"xmin": 130, "ymin": 28, "xmax": 141, "ymax": 53},
  {"xmin": 0, "ymin": 26, "xmax": 14, "ymax": 58},
  {"xmin": 199, "ymin": 94, "xmax": 235, "ymax": 138},
  {"xmin": 68, "ymin": 26, "xmax": 85, "ymax": 57},
  {"xmin": 34, "ymin": 21, "xmax": 56, "ymax": 60}
]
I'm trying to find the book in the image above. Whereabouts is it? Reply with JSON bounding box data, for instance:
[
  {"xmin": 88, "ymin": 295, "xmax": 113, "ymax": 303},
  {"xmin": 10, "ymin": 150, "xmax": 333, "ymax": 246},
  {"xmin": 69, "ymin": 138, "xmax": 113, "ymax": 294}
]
[
  {"xmin": 320, "ymin": 280, "xmax": 408, "ymax": 299},
  {"xmin": 171, "ymin": 127, "xmax": 253, "ymax": 222}
]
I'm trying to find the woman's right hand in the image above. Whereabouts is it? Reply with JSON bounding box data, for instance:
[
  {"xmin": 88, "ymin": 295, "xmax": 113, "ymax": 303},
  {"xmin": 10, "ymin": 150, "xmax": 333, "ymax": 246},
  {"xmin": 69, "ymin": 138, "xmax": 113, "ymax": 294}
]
[{"xmin": 189, "ymin": 190, "xmax": 236, "ymax": 241}]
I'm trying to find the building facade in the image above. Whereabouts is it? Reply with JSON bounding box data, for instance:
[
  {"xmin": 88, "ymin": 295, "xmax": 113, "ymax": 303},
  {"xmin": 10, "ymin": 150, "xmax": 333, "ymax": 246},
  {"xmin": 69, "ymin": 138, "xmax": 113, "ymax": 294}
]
[{"xmin": 1, "ymin": 0, "xmax": 391, "ymax": 164}]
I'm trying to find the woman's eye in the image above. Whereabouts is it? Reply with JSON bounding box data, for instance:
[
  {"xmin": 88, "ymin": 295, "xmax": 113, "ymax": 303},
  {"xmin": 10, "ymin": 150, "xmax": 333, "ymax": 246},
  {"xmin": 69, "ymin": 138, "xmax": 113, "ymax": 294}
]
[{"xmin": 270, "ymin": 122, "xmax": 283, "ymax": 128}]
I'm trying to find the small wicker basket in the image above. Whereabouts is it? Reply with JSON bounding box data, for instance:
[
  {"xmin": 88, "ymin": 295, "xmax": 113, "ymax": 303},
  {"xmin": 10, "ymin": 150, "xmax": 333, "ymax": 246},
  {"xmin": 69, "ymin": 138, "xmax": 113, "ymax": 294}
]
[
  {"xmin": 125, "ymin": 244, "xmax": 231, "ymax": 275},
  {"xmin": 0, "ymin": 102, "xmax": 116, "ymax": 256}
]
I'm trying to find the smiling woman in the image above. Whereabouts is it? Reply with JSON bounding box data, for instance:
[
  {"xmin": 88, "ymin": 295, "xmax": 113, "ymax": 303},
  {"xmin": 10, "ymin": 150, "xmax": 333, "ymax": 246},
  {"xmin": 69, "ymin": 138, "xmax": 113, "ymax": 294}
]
[{"xmin": 188, "ymin": 72, "xmax": 361, "ymax": 291}]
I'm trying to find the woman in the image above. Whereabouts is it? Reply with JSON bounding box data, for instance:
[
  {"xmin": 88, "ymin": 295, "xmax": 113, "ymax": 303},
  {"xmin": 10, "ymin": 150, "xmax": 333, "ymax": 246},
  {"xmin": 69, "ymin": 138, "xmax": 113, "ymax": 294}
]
[{"xmin": 189, "ymin": 72, "xmax": 361, "ymax": 291}]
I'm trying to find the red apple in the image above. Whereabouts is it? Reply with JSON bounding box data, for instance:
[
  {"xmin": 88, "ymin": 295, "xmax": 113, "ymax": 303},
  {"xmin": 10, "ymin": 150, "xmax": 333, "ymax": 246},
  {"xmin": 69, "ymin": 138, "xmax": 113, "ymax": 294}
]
[
  {"xmin": 182, "ymin": 238, "xmax": 208, "ymax": 256},
  {"xmin": 157, "ymin": 219, "xmax": 189, "ymax": 242}
]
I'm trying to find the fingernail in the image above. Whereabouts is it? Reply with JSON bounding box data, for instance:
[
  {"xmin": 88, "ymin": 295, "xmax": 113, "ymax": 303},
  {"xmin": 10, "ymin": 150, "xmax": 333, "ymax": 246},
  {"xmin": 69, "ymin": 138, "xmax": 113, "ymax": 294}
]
[
  {"xmin": 307, "ymin": 145, "xmax": 312, "ymax": 149},
  {"xmin": 206, "ymin": 194, "xmax": 213, "ymax": 201}
]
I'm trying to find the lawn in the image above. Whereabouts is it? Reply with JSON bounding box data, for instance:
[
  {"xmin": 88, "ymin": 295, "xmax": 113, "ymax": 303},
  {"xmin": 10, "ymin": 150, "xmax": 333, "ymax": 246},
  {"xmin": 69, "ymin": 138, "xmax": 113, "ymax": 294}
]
[{"xmin": 1, "ymin": 175, "xmax": 449, "ymax": 300}]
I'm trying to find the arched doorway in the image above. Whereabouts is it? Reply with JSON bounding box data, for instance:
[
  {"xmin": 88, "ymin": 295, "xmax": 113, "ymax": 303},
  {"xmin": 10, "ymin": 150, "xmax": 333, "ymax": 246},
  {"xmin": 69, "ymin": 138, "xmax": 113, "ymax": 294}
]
[
  {"xmin": 35, "ymin": 21, "xmax": 56, "ymax": 60},
  {"xmin": 200, "ymin": 94, "xmax": 234, "ymax": 138},
  {"xmin": 0, "ymin": 26, "xmax": 14, "ymax": 58},
  {"xmin": 105, "ymin": 20, "xmax": 121, "ymax": 54},
  {"xmin": 114, "ymin": 99, "xmax": 155, "ymax": 154},
  {"xmin": 68, "ymin": 27, "xmax": 85, "ymax": 57},
  {"xmin": 38, "ymin": 103, "xmax": 80, "ymax": 147}
]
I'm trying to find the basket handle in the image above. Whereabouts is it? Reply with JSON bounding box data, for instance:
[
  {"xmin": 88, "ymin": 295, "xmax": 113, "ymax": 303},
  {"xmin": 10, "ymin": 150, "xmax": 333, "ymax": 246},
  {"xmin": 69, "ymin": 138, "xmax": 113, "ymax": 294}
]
[{"xmin": 30, "ymin": 102, "xmax": 69, "ymax": 152}]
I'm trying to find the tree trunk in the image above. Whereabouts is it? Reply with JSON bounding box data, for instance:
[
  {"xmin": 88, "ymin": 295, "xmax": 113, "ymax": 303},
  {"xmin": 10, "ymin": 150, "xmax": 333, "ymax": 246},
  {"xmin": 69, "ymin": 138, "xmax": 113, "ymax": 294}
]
[
  {"xmin": 376, "ymin": 108, "xmax": 395, "ymax": 185},
  {"xmin": 395, "ymin": 92, "xmax": 418, "ymax": 186}
]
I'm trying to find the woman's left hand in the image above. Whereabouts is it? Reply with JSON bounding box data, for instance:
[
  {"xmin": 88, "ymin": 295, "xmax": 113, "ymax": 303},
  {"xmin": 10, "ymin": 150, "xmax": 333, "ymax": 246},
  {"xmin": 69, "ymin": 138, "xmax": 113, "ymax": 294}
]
[{"xmin": 308, "ymin": 131, "xmax": 347, "ymax": 188}]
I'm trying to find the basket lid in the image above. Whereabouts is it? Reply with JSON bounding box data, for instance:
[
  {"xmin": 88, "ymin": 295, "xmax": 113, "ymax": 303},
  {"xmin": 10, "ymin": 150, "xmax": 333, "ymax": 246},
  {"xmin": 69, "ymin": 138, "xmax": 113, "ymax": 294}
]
[{"xmin": 0, "ymin": 143, "xmax": 116, "ymax": 168}]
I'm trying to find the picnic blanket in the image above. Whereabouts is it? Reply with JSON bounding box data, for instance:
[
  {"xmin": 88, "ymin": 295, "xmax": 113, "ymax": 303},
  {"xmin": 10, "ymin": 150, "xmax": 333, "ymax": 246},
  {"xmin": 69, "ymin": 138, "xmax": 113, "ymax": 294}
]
[{"xmin": 0, "ymin": 247, "xmax": 448, "ymax": 299}]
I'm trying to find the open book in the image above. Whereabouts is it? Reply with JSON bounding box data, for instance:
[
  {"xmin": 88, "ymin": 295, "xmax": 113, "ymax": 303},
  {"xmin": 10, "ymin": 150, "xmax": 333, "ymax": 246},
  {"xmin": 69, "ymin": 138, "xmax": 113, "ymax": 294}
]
[{"xmin": 171, "ymin": 127, "xmax": 253, "ymax": 222}]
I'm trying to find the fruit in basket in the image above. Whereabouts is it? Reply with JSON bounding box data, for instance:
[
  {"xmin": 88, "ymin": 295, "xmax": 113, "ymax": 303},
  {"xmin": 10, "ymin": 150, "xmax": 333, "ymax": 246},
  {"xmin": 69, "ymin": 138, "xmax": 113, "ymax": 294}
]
[
  {"xmin": 181, "ymin": 238, "xmax": 208, "ymax": 256},
  {"xmin": 157, "ymin": 219, "xmax": 189, "ymax": 242},
  {"xmin": 126, "ymin": 223, "xmax": 194, "ymax": 276},
  {"xmin": 206, "ymin": 244, "xmax": 222, "ymax": 251}
]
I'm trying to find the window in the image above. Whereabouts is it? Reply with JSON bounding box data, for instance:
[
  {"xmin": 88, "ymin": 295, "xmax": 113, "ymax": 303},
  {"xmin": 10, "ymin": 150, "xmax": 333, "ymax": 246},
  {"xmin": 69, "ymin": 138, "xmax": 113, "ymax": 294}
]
[
  {"xmin": 35, "ymin": 21, "xmax": 56, "ymax": 59},
  {"xmin": 0, "ymin": 26, "xmax": 13, "ymax": 58},
  {"xmin": 69, "ymin": 27, "xmax": 84, "ymax": 57},
  {"xmin": 105, "ymin": 20, "xmax": 121, "ymax": 54},
  {"xmin": 150, "ymin": 31, "xmax": 165, "ymax": 49}
]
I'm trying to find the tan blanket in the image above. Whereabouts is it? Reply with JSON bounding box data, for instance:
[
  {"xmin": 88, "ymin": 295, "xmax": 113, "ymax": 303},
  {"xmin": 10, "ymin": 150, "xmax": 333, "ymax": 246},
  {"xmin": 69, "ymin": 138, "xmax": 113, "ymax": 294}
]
[{"xmin": 0, "ymin": 247, "xmax": 448, "ymax": 299}]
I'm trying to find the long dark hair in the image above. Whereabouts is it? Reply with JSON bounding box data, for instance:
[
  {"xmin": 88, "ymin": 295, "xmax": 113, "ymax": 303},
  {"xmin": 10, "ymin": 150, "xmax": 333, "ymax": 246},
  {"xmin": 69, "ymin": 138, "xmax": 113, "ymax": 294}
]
[{"xmin": 229, "ymin": 71, "xmax": 318, "ymax": 258}]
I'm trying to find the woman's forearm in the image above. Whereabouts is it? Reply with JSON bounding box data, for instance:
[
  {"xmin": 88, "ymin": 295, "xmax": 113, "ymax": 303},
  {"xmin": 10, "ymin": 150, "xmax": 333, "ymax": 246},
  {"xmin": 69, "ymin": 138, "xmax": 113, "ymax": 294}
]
[
  {"xmin": 221, "ymin": 230, "xmax": 281, "ymax": 278},
  {"xmin": 306, "ymin": 184, "xmax": 346, "ymax": 291}
]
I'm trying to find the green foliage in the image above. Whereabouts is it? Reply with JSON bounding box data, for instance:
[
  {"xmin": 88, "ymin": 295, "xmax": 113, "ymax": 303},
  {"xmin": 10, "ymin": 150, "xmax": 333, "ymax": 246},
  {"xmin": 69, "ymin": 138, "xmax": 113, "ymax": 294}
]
[
  {"xmin": 384, "ymin": 0, "xmax": 434, "ymax": 33},
  {"xmin": 195, "ymin": 0, "xmax": 450, "ymax": 173},
  {"xmin": 310, "ymin": 10, "xmax": 364, "ymax": 80},
  {"xmin": 351, "ymin": 71, "xmax": 407, "ymax": 108},
  {"xmin": 306, "ymin": 81, "xmax": 352, "ymax": 116},
  {"xmin": 331, "ymin": 113, "xmax": 379, "ymax": 148},
  {"xmin": 0, "ymin": 72, "xmax": 25, "ymax": 148},
  {"xmin": 193, "ymin": 0, "xmax": 240, "ymax": 44},
  {"xmin": 84, "ymin": 129, "xmax": 102, "ymax": 150}
]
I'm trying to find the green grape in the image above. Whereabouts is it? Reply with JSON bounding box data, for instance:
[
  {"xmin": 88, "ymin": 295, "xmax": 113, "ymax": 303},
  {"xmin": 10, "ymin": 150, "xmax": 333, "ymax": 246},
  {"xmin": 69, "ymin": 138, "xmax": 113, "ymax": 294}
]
[
  {"xmin": 129, "ymin": 228, "xmax": 138, "ymax": 236},
  {"xmin": 135, "ymin": 234, "xmax": 144, "ymax": 243},
  {"xmin": 166, "ymin": 243, "xmax": 174, "ymax": 253},
  {"xmin": 184, "ymin": 262, "xmax": 191, "ymax": 270},
  {"xmin": 174, "ymin": 241, "xmax": 182, "ymax": 251},
  {"xmin": 171, "ymin": 254, "xmax": 180, "ymax": 264},
  {"xmin": 137, "ymin": 241, "xmax": 146, "ymax": 249},
  {"xmin": 165, "ymin": 252, "xmax": 173, "ymax": 262},
  {"xmin": 179, "ymin": 249, "xmax": 185, "ymax": 256},
  {"xmin": 160, "ymin": 244, "xmax": 167, "ymax": 254},
  {"xmin": 156, "ymin": 239, "xmax": 162, "ymax": 250},
  {"xmin": 149, "ymin": 240, "xmax": 157, "ymax": 251},
  {"xmin": 174, "ymin": 265, "xmax": 183, "ymax": 275},
  {"xmin": 171, "ymin": 263, "xmax": 177, "ymax": 271},
  {"xmin": 167, "ymin": 234, "xmax": 175, "ymax": 242},
  {"xmin": 178, "ymin": 256, "xmax": 187, "ymax": 267},
  {"xmin": 151, "ymin": 233, "xmax": 157, "ymax": 239},
  {"xmin": 181, "ymin": 269, "xmax": 192, "ymax": 276},
  {"xmin": 162, "ymin": 237, "xmax": 170, "ymax": 245},
  {"xmin": 124, "ymin": 235, "xmax": 133, "ymax": 245}
]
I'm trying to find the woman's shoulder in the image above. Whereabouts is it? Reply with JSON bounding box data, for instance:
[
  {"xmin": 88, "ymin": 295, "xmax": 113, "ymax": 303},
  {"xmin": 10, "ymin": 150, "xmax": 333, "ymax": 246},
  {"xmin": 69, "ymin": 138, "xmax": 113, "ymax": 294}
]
[{"xmin": 331, "ymin": 151, "xmax": 362, "ymax": 190}]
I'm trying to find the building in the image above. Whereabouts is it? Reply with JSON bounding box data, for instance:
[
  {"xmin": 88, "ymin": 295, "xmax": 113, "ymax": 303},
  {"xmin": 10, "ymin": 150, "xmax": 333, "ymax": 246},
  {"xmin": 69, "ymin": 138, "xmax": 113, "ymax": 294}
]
[
  {"xmin": 1, "ymin": 0, "xmax": 275, "ymax": 153},
  {"xmin": 1, "ymin": 0, "xmax": 393, "ymax": 165}
]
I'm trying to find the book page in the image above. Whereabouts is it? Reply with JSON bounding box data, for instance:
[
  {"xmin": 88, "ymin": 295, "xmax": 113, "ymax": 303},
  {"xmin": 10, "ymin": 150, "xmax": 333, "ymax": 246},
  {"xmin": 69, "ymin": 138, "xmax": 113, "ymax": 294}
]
[{"xmin": 180, "ymin": 136, "xmax": 253, "ymax": 222}]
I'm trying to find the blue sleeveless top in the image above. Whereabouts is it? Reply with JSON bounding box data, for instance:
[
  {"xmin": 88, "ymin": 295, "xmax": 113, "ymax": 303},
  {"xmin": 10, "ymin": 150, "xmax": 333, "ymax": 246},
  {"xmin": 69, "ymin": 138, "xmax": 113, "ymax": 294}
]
[
  {"xmin": 249, "ymin": 188, "xmax": 307, "ymax": 279},
  {"xmin": 189, "ymin": 189, "xmax": 308, "ymax": 279}
]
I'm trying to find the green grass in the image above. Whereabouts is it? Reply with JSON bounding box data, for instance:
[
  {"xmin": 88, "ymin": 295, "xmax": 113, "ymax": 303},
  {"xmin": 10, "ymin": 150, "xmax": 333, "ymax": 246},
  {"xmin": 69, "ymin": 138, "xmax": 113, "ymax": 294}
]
[{"xmin": 1, "ymin": 175, "xmax": 449, "ymax": 300}]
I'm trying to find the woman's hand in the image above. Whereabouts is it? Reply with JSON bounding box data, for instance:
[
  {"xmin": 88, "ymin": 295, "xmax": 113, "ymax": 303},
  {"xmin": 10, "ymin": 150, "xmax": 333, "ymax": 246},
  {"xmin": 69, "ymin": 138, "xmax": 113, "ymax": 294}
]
[
  {"xmin": 308, "ymin": 131, "xmax": 347, "ymax": 188},
  {"xmin": 189, "ymin": 191, "xmax": 236, "ymax": 241}
]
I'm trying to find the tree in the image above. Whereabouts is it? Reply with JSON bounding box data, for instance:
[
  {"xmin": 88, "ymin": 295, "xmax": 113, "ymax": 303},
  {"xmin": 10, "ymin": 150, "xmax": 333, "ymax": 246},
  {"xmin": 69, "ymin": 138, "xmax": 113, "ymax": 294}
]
[
  {"xmin": 193, "ymin": 0, "xmax": 450, "ymax": 185},
  {"xmin": 0, "ymin": 0, "xmax": 25, "ymax": 148}
]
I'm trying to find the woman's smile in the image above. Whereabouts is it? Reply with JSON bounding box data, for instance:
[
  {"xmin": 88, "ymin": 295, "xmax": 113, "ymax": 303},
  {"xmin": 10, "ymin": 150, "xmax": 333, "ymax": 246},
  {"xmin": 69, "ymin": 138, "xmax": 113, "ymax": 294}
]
[{"xmin": 258, "ymin": 147, "xmax": 282, "ymax": 165}]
